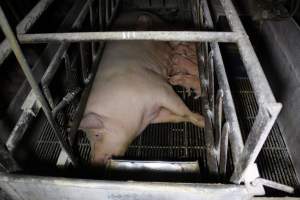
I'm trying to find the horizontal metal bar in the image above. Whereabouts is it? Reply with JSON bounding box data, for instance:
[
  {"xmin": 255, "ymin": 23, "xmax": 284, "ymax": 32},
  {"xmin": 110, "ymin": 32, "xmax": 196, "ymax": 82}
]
[
  {"xmin": 18, "ymin": 31, "xmax": 242, "ymax": 43},
  {"xmin": 219, "ymin": 0, "xmax": 276, "ymax": 105},
  {"xmin": 0, "ymin": 0, "xmax": 55, "ymax": 65},
  {"xmin": 106, "ymin": 160, "xmax": 200, "ymax": 173},
  {"xmin": 0, "ymin": 6, "xmax": 78, "ymax": 166},
  {"xmin": 0, "ymin": 173, "xmax": 260, "ymax": 200}
]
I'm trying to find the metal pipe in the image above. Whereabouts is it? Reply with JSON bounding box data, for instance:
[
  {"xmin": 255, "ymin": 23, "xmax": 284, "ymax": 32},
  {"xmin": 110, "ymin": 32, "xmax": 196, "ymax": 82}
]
[
  {"xmin": 0, "ymin": 6, "xmax": 78, "ymax": 166},
  {"xmin": 52, "ymin": 88, "xmax": 81, "ymax": 116},
  {"xmin": 80, "ymin": 42, "xmax": 92, "ymax": 85},
  {"xmin": 230, "ymin": 103, "xmax": 282, "ymax": 183},
  {"xmin": 0, "ymin": 173, "xmax": 260, "ymax": 200},
  {"xmin": 106, "ymin": 160, "xmax": 200, "ymax": 173},
  {"xmin": 0, "ymin": 0, "xmax": 55, "ymax": 65},
  {"xmin": 219, "ymin": 122, "xmax": 229, "ymax": 176},
  {"xmin": 201, "ymin": 0, "xmax": 244, "ymax": 167},
  {"xmin": 214, "ymin": 89, "xmax": 223, "ymax": 155},
  {"xmin": 18, "ymin": 31, "xmax": 242, "ymax": 44},
  {"xmin": 6, "ymin": 91, "xmax": 41, "ymax": 152},
  {"xmin": 219, "ymin": 0, "xmax": 276, "ymax": 105}
]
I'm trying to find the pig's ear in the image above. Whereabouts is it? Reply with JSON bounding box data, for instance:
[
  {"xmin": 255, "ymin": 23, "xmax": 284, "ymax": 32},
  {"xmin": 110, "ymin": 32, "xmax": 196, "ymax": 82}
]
[{"xmin": 79, "ymin": 113, "xmax": 103, "ymax": 130}]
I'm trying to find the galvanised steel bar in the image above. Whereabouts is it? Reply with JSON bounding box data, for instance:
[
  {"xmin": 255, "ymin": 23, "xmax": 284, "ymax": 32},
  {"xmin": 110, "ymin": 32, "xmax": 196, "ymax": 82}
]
[
  {"xmin": 0, "ymin": 6, "xmax": 79, "ymax": 166},
  {"xmin": 0, "ymin": 0, "xmax": 55, "ymax": 65},
  {"xmin": 18, "ymin": 31, "xmax": 242, "ymax": 44},
  {"xmin": 201, "ymin": 0, "xmax": 244, "ymax": 169},
  {"xmin": 219, "ymin": 0, "xmax": 276, "ymax": 105},
  {"xmin": 0, "ymin": 173, "xmax": 261, "ymax": 200}
]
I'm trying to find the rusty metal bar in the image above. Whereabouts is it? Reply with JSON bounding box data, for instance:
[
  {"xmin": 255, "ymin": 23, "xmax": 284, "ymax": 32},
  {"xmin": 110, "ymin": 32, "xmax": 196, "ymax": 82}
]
[
  {"xmin": 0, "ymin": 6, "xmax": 78, "ymax": 166},
  {"xmin": 0, "ymin": 0, "xmax": 55, "ymax": 65},
  {"xmin": 17, "ymin": 31, "xmax": 241, "ymax": 44}
]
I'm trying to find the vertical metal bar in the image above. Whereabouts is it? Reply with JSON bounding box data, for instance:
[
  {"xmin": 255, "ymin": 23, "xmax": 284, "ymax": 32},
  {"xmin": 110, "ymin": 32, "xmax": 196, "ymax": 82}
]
[
  {"xmin": 195, "ymin": 1, "xmax": 218, "ymax": 174},
  {"xmin": 219, "ymin": 122, "xmax": 229, "ymax": 176},
  {"xmin": 230, "ymin": 103, "xmax": 282, "ymax": 183},
  {"xmin": 0, "ymin": 6, "xmax": 79, "ymax": 166},
  {"xmin": 201, "ymin": 0, "xmax": 244, "ymax": 167},
  {"xmin": 214, "ymin": 89, "xmax": 223, "ymax": 155}
]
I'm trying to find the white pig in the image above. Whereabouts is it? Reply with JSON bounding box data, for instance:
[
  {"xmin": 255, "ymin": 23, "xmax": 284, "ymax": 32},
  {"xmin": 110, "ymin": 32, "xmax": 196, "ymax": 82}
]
[{"xmin": 80, "ymin": 13, "xmax": 205, "ymax": 165}]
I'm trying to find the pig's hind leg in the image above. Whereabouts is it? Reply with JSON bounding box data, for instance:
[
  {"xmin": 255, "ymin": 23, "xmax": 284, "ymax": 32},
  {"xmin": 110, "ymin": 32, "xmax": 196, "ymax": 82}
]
[{"xmin": 152, "ymin": 90, "xmax": 205, "ymax": 128}]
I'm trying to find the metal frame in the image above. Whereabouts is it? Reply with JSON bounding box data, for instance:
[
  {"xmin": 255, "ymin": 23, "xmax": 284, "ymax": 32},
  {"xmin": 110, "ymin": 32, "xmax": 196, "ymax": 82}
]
[
  {"xmin": 0, "ymin": 0, "xmax": 290, "ymax": 195},
  {"xmin": 0, "ymin": 0, "xmax": 108, "ymax": 168},
  {"xmin": 0, "ymin": 172, "xmax": 261, "ymax": 200}
]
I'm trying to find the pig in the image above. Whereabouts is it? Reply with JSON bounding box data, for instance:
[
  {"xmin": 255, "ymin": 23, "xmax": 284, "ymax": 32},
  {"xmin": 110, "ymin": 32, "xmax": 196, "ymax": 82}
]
[
  {"xmin": 80, "ymin": 13, "xmax": 205, "ymax": 165},
  {"xmin": 169, "ymin": 42, "xmax": 197, "ymax": 60},
  {"xmin": 170, "ymin": 53, "xmax": 199, "ymax": 76},
  {"xmin": 169, "ymin": 74, "xmax": 202, "ymax": 99}
]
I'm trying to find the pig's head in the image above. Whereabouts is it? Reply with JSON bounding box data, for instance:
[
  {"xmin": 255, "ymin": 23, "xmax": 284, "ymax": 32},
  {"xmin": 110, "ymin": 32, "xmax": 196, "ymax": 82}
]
[{"xmin": 79, "ymin": 113, "xmax": 130, "ymax": 166}]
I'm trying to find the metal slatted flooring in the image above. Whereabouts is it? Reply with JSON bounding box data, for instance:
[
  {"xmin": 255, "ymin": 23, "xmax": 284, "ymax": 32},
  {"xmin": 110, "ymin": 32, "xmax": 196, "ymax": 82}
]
[{"xmin": 231, "ymin": 77, "xmax": 300, "ymax": 188}]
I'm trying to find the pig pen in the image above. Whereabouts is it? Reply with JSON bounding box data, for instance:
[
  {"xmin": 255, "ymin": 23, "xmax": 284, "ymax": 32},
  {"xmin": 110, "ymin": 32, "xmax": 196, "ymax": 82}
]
[{"xmin": 0, "ymin": 0, "xmax": 299, "ymax": 199}]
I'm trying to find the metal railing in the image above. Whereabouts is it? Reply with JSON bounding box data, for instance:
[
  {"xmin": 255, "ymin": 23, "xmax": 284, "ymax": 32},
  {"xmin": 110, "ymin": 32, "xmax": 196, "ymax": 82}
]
[{"xmin": 0, "ymin": 0, "xmax": 288, "ymax": 193}]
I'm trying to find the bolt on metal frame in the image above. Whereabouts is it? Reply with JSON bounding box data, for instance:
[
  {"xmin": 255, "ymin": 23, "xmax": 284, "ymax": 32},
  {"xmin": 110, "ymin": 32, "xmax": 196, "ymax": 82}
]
[{"xmin": 0, "ymin": 0, "xmax": 288, "ymax": 193}]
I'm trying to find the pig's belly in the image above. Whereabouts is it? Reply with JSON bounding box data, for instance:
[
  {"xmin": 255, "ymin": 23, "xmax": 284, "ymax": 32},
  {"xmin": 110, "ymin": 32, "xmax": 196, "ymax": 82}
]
[{"xmin": 85, "ymin": 66, "xmax": 168, "ymax": 133}]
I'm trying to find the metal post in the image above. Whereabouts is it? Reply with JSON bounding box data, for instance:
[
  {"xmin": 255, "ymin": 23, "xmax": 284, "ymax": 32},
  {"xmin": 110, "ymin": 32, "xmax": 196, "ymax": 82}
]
[{"xmin": 0, "ymin": 6, "xmax": 79, "ymax": 166}]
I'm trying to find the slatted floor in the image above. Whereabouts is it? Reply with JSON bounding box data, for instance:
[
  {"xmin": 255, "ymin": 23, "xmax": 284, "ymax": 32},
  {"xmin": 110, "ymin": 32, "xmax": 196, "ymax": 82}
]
[{"xmin": 231, "ymin": 77, "xmax": 300, "ymax": 188}]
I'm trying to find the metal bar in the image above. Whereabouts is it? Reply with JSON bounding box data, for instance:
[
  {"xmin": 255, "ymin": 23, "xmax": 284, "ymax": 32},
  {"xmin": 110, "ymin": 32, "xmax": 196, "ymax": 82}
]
[
  {"xmin": 106, "ymin": 160, "xmax": 200, "ymax": 173},
  {"xmin": 193, "ymin": 1, "xmax": 218, "ymax": 176},
  {"xmin": 214, "ymin": 89, "xmax": 223, "ymax": 155},
  {"xmin": 41, "ymin": 44, "xmax": 68, "ymax": 108},
  {"xmin": 41, "ymin": 0, "xmax": 93, "ymax": 108},
  {"xmin": 252, "ymin": 178, "xmax": 295, "ymax": 194},
  {"xmin": 0, "ymin": 6, "xmax": 79, "ymax": 166},
  {"xmin": 219, "ymin": 0, "xmax": 276, "ymax": 105},
  {"xmin": 6, "ymin": 91, "xmax": 41, "ymax": 152},
  {"xmin": 0, "ymin": 0, "xmax": 55, "ymax": 65},
  {"xmin": 80, "ymin": 42, "xmax": 92, "ymax": 85},
  {"xmin": 18, "ymin": 31, "xmax": 241, "ymax": 44},
  {"xmin": 0, "ymin": 173, "xmax": 259, "ymax": 200},
  {"xmin": 202, "ymin": 0, "xmax": 244, "ymax": 167},
  {"xmin": 219, "ymin": 122, "xmax": 229, "ymax": 176},
  {"xmin": 0, "ymin": 141, "xmax": 20, "ymax": 172},
  {"xmin": 52, "ymin": 88, "xmax": 81, "ymax": 116},
  {"xmin": 230, "ymin": 103, "xmax": 282, "ymax": 183}
]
